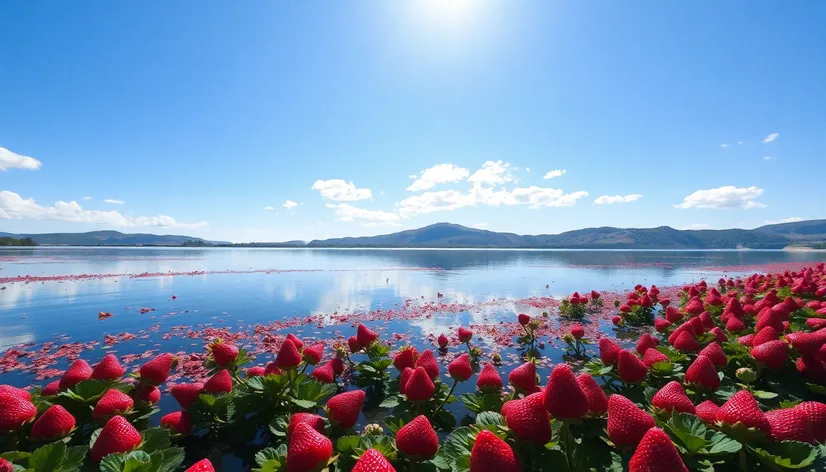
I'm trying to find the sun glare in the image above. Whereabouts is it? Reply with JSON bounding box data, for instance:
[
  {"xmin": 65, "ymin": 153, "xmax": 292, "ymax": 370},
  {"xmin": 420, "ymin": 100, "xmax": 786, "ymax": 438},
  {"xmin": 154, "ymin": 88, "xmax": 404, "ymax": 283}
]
[{"xmin": 416, "ymin": 0, "xmax": 477, "ymax": 29}]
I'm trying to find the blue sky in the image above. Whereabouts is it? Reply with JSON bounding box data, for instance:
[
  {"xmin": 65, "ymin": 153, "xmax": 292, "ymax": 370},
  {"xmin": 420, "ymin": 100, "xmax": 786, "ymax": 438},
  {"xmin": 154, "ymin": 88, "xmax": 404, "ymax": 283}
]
[{"xmin": 1, "ymin": 1, "xmax": 823, "ymax": 242}]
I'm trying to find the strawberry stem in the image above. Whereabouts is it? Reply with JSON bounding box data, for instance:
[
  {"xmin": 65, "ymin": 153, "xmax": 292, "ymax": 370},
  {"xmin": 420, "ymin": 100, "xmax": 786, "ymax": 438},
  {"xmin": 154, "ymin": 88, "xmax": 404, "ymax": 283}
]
[
  {"xmin": 431, "ymin": 379, "xmax": 458, "ymax": 417},
  {"xmin": 562, "ymin": 420, "xmax": 574, "ymax": 469}
]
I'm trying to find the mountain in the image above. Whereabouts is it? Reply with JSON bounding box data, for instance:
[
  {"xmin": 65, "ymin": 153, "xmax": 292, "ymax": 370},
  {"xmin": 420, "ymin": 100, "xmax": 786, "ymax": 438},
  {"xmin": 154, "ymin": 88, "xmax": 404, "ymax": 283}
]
[
  {"xmin": 307, "ymin": 220, "xmax": 826, "ymax": 249},
  {"xmin": 0, "ymin": 230, "xmax": 228, "ymax": 246}
]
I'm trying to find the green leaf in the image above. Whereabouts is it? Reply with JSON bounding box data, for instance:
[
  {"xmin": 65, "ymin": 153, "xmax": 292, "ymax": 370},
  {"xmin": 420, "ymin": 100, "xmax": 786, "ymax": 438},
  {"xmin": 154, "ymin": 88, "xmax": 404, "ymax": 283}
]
[
  {"xmin": 475, "ymin": 412, "xmax": 505, "ymax": 428},
  {"xmin": 255, "ymin": 447, "xmax": 282, "ymax": 466},
  {"xmin": 665, "ymin": 412, "xmax": 709, "ymax": 454},
  {"xmin": 29, "ymin": 441, "xmax": 66, "ymax": 472},
  {"xmin": 149, "ymin": 448, "xmax": 185, "ymax": 472},
  {"xmin": 752, "ymin": 390, "xmax": 779, "ymax": 400},
  {"xmin": 750, "ymin": 440, "xmax": 819, "ymax": 470},
  {"xmin": 379, "ymin": 395, "xmax": 401, "ymax": 409},
  {"xmin": 356, "ymin": 435, "xmax": 397, "ymax": 460},
  {"xmin": 0, "ymin": 452, "xmax": 31, "ymax": 463},
  {"xmin": 437, "ymin": 427, "xmax": 474, "ymax": 471},
  {"xmin": 432, "ymin": 409, "xmax": 456, "ymax": 432},
  {"xmin": 99, "ymin": 451, "xmax": 154, "ymax": 472},
  {"xmin": 269, "ymin": 415, "xmax": 290, "ymax": 437},
  {"xmin": 706, "ymin": 433, "xmax": 742, "ymax": 455},
  {"xmin": 336, "ymin": 435, "xmax": 362, "ymax": 454},
  {"xmin": 139, "ymin": 428, "xmax": 171, "ymax": 454},
  {"xmin": 60, "ymin": 446, "xmax": 88, "ymax": 472},
  {"xmin": 289, "ymin": 398, "xmax": 317, "ymax": 409}
]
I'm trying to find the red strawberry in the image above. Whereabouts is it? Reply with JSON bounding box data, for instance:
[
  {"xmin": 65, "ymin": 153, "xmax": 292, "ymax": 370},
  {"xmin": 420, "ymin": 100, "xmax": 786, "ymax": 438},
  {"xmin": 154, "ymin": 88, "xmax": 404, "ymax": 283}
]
[
  {"xmin": 717, "ymin": 390, "xmax": 770, "ymax": 435},
  {"xmin": 665, "ymin": 306, "xmax": 683, "ymax": 323},
  {"xmin": 0, "ymin": 393, "xmax": 36, "ymax": 432},
  {"xmin": 303, "ymin": 343, "xmax": 324, "ymax": 365},
  {"xmin": 265, "ymin": 362, "xmax": 283, "ymax": 376},
  {"xmin": 710, "ymin": 327, "xmax": 728, "ymax": 343},
  {"xmin": 448, "ymin": 353, "xmax": 473, "ymax": 382},
  {"xmin": 685, "ymin": 297, "xmax": 704, "ymax": 315},
  {"xmin": 765, "ymin": 408, "xmax": 814, "ymax": 443},
  {"xmin": 673, "ymin": 331, "xmax": 699, "ymax": 352},
  {"xmin": 330, "ymin": 357, "xmax": 345, "ymax": 375},
  {"xmin": 139, "ymin": 353, "xmax": 176, "ymax": 385},
  {"xmin": 134, "ymin": 384, "xmax": 160, "ymax": 405},
  {"xmin": 160, "ymin": 410, "xmax": 193, "ymax": 435},
  {"xmin": 393, "ymin": 348, "xmax": 418, "ymax": 371},
  {"xmin": 30, "ymin": 405, "xmax": 75, "ymax": 441},
  {"xmin": 505, "ymin": 392, "xmax": 551, "ymax": 445},
  {"xmin": 437, "ymin": 334, "xmax": 449, "ymax": 348},
  {"xmin": 500, "ymin": 400, "xmax": 517, "ymax": 417},
  {"xmin": 607, "ymin": 394, "xmax": 656, "ymax": 447},
  {"xmin": 415, "ymin": 349, "xmax": 439, "ymax": 380},
  {"xmin": 312, "ymin": 362, "xmax": 335, "ymax": 384},
  {"xmin": 399, "ymin": 367, "xmax": 414, "ymax": 395},
  {"xmin": 458, "ymin": 326, "xmax": 473, "ymax": 343},
  {"xmin": 287, "ymin": 413, "xmax": 326, "ymax": 438},
  {"xmin": 751, "ymin": 340, "xmax": 788, "ymax": 370},
  {"xmin": 699, "ymin": 311, "xmax": 715, "ymax": 330},
  {"xmin": 171, "ymin": 382, "xmax": 204, "ymax": 409},
  {"xmin": 0, "ymin": 385, "xmax": 30, "ymax": 401},
  {"xmin": 752, "ymin": 326, "xmax": 779, "ymax": 347},
  {"xmin": 59, "ymin": 359, "xmax": 93, "ymax": 390},
  {"xmin": 796, "ymin": 402, "xmax": 826, "ymax": 443},
  {"xmin": 617, "ymin": 351, "xmax": 648, "ymax": 384},
  {"xmin": 203, "ymin": 369, "xmax": 233, "ymax": 394},
  {"xmin": 286, "ymin": 333, "xmax": 304, "ymax": 350},
  {"xmin": 247, "ymin": 366, "xmax": 266, "ymax": 377},
  {"xmin": 210, "ymin": 340, "xmax": 239, "ymax": 367},
  {"xmin": 571, "ymin": 325, "xmax": 585, "ymax": 339},
  {"xmin": 356, "ymin": 324, "xmax": 378, "ymax": 347},
  {"xmin": 685, "ymin": 355, "xmax": 720, "ymax": 391},
  {"xmin": 93, "ymin": 389, "xmax": 134, "ymax": 420},
  {"xmin": 476, "ymin": 363, "xmax": 502, "ymax": 393},
  {"xmin": 396, "ymin": 415, "xmax": 439, "ymax": 460},
  {"xmin": 91, "ymin": 354, "xmax": 125, "ymax": 380},
  {"xmin": 543, "ymin": 364, "xmax": 589, "ymax": 419},
  {"xmin": 286, "ymin": 422, "xmax": 333, "ymax": 472},
  {"xmin": 599, "ymin": 338, "xmax": 621, "ymax": 365},
  {"xmin": 628, "ymin": 427, "xmax": 689, "ymax": 472},
  {"xmin": 655, "ymin": 318, "xmax": 672, "ymax": 334},
  {"xmin": 786, "ymin": 332, "xmax": 824, "ymax": 357},
  {"xmin": 756, "ymin": 310, "xmax": 784, "ymax": 332},
  {"xmin": 612, "ymin": 315, "xmax": 623, "ymax": 326},
  {"xmin": 352, "ymin": 449, "xmax": 396, "ymax": 472},
  {"xmin": 41, "ymin": 381, "xmax": 60, "ymax": 396},
  {"xmin": 348, "ymin": 336, "xmax": 362, "ymax": 353},
  {"xmin": 518, "ymin": 313, "xmax": 531, "ymax": 326},
  {"xmin": 577, "ymin": 373, "xmax": 609, "ymax": 415},
  {"xmin": 405, "ymin": 366, "xmax": 435, "ymax": 401},
  {"xmin": 737, "ymin": 333, "xmax": 755, "ymax": 346},
  {"xmin": 699, "ymin": 342, "xmax": 727, "ymax": 367},
  {"xmin": 652, "ymin": 381, "xmax": 695, "ymax": 414},
  {"xmin": 725, "ymin": 315, "xmax": 746, "ymax": 332},
  {"xmin": 635, "ymin": 333, "xmax": 657, "ymax": 355},
  {"xmin": 90, "ymin": 415, "xmax": 142, "ymax": 462},
  {"xmin": 0, "ymin": 459, "xmax": 12, "ymax": 472},
  {"xmin": 276, "ymin": 339, "xmax": 302, "ymax": 369},
  {"xmin": 642, "ymin": 349, "xmax": 669, "ymax": 368},
  {"xmin": 327, "ymin": 390, "xmax": 365, "ymax": 429},
  {"xmin": 695, "ymin": 401, "xmax": 721, "ymax": 425},
  {"xmin": 469, "ymin": 430, "xmax": 519, "ymax": 472},
  {"xmin": 508, "ymin": 362, "xmax": 538, "ymax": 394},
  {"xmin": 185, "ymin": 459, "xmax": 215, "ymax": 472}
]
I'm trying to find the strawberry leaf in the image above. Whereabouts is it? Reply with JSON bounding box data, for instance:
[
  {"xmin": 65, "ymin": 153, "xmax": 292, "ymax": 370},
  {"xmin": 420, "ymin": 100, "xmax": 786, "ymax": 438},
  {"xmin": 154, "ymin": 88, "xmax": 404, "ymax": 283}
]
[
  {"xmin": 99, "ymin": 451, "xmax": 153, "ymax": 472},
  {"xmin": 28, "ymin": 441, "xmax": 65, "ymax": 472},
  {"xmin": 749, "ymin": 440, "xmax": 819, "ymax": 470},
  {"xmin": 148, "ymin": 448, "xmax": 185, "ymax": 472},
  {"xmin": 139, "ymin": 428, "xmax": 171, "ymax": 454},
  {"xmin": 665, "ymin": 412, "xmax": 709, "ymax": 454}
]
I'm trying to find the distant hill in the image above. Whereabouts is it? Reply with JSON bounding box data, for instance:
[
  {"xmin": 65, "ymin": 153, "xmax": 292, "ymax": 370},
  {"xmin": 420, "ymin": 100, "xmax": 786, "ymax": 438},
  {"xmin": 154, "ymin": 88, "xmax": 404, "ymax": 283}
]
[
  {"xmin": 306, "ymin": 220, "xmax": 826, "ymax": 249},
  {"xmin": 0, "ymin": 230, "xmax": 228, "ymax": 246}
]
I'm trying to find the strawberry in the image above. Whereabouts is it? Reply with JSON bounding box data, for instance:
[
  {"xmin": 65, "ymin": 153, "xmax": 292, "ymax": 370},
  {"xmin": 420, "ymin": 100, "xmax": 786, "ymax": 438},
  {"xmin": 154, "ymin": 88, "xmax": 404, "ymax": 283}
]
[
  {"xmin": 685, "ymin": 355, "xmax": 720, "ymax": 390},
  {"xmin": 399, "ymin": 367, "xmax": 414, "ymax": 395},
  {"xmin": 710, "ymin": 327, "xmax": 728, "ymax": 343},
  {"xmin": 91, "ymin": 354, "xmax": 125, "ymax": 380},
  {"xmin": 617, "ymin": 351, "xmax": 648, "ymax": 384},
  {"xmin": 0, "ymin": 459, "xmax": 12, "ymax": 472},
  {"xmin": 203, "ymin": 369, "xmax": 233, "ymax": 394},
  {"xmin": 303, "ymin": 343, "xmax": 324, "ymax": 365},
  {"xmin": 247, "ymin": 366, "xmax": 266, "ymax": 378},
  {"xmin": 0, "ymin": 385, "xmax": 30, "ymax": 401},
  {"xmin": 665, "ymin": 306, "xmax": 683, "ymax": 323},
  {"xmin": 737, "ymin": 333, "xmax": 755, "ymax": 346},
  {"xmin": 508, "ymin": 362, "xmax": 538, "ymax": 394},
  {"xmin": 786, "ymin": 332, "xmax": 824, "ymax": 357},
  {"xmin": 699, "ymin": 311, "xmax": 715, "ymax": 330},
  {"xmin": 327, "ymin": 390, "xmax": 365, "ymax": 429},
  {"xmin": 518, "ymin": 313, "xmax": 531, "ymax": 326},
  {"xmin": 652, "ymin": 381, "xmax": 695, "ymax": 414},
  {"xmin": 330, "ymin": 357, "xmax": 345, "ymax": 375},
  {"xmin": 415, "ymin": 349, "xmax": 439, "ymax": 380},
  {"xmin": 752, "ymin": 326, "xmax": 779, "ymax": 347},
  {"xmin": 0, "ymin": 393, "xmax": 36, "ymax": 432},
  {"xmin": 689, "ymin": 317, "xmax": 705, "ymax": 335},
  {"xmin": 607, "ymin": 394, "xmax": 656, "ymax": 448},
  {"xmin": 505, "ymin": 392, "xmax": 551, "ymax": 445},
  {"xmin": 699, "ymin": 342, "xmax": 727, "ymax": 367},
  {"xmin": 59, "ymin": 359, "xmax": 93, "ymax": 390},
  {"xmin": 133, "ymin": 384, "xmax": 161, "ymax": 405},
  {"xmin": 543, "ymin": 364, "xmax": 589, "ymax": 419},
  {"xmin": 685, "ymin": 297, "xmax": 704, "ymax": 315},
  {"xmin": 628, "ymin": 427, "xmax": 689, "ymax": 472},
  {"xmin": 726, "ymin": 316, "xmax": 746, "ymax": 332},
  {"xmin": 160, "ymin": 410, "xmax": 193, "ymax": 435},
  {"xmin": 90, "ymin": 415, "xmax": 142, "ymax": 462},
  {"xmin": 286, "ymin": 333, "xmax": 304, "ymax": 350},
  {"xmin": 185, "ymin": 459, "xmax": 215, "ymax": 472},
  {"xmin": 93, "ymin": 389, "xmax": 134, "ymax": 420},
  {"xmin": 458, "ymin": 326, "xmax": 473, "ymax": 343},
  {"xmin": 717, "ymin": 390, "xmax": 770, "ymax": 435},
  {"xmin": 500, "ymin": 400, "xmax": 517, "ymax": 417},
  {"xmin": 139, "ymin": 353, "xmax": 176, "ymax": 385},
  {"xmin": 312, "ymin": 362, "xmax": 335, "ymax": 384},
  {"xmin": 30, "ymin": 405, "xmax": 75, "ymax": 441},
  {"xmin": 348, "ymin": 336, "xmax": 362, "ymax": 353},
  {"xmin": 352, "ymin": 449, "xmax": 396, "ymax": 472},
  {"xmin": 469, "ymin": 430, "xmax": 519, "ymax": 472},
  {"xmin": 642, "ymin": 349, "xmax": 669, "ymax": 368},
  {"xmin": 673, "ymin": 331, "xmax": 699, "ymax": 352},
  {"xmin": 635, "ymin": 333, "xmax": 657, "ymax": 355},
  {"xmin": 751, "ymin": 339, "xmax": 788, "ymax": 370},
  {"xmin": 393, "ymin": 348, "xmax": 418, "ymax": 371},
  {"xmin": 571, "ymin": 325, "xmax": 585, "ymax": 339},
  {"xmin": 265, "ymin": 362, "xmax": 283, "ymax": 376},
  {"xmin": 756, "ymin": 310, "xmax": 784, "ymax": 332},
  {"xmin": 695, "ymin": 400, "xmax": 721, "ymax": 425},
  {"xmin": 796, "ymin": 402, "xmax": 826, "ymax": 443},
  {"xmin": 287, "ymin": 413, "xmax": 326, "ymax": 438},
  {"xmin": 356, "ymin": 324, "xmax": 378, "ymax": 347},
  {"xmin": 405, "ymin": 366, "xmax": 435, "ymax": 401},
  {"xmin": 448, "ymin": 353, "xmax": 473, "ymax": 382},
  {"xmin": 171, "ymin": 382, "xmax": 204, "ymax": 409},
  {"xmin": 599, "ymin": 338, "xmax": 621, "ymax": 365},
  {"xmin": 41, "ymin": 381, "xmax": 60, "ymax": 396},
  {"xmin": 577, "ymin": 373, "xmax": 609, "ymax": 415},
  {"xmin": 276, "ymin": 339, "xmax": 303, "ymax": 369},
  {"xmin": 765, "ymin": 408, "xmax": 814, "ymax": 443},
  {"xmin": 209, "ymin": 340, "xmax": 239, "ymax": 367},
  {"xmin": 476, "ymin": 363, "xmax": 502, "ymax": 393},
  {"xmin": 396, "ymin": 415, "xmax": 439, "ymax": 460},
  {"xmin": 437, "ymin": 334, "xmax": 449, "ymax": 348},
  {"xmin": 286, "ymin": 422, "xmax": 333, "ymax": 472}
]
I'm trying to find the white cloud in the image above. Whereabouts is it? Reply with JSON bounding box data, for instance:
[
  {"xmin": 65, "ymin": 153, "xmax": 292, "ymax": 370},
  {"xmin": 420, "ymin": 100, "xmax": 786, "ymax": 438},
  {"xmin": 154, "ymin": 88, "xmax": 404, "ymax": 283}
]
[
  {"xmin": 397, "ymin": 190, "xmax": 472, "ymax": 215},
  {"xmin": 397, "ymin": 185, "xmax": 588, "ymax": 215},
  {"xmin": 282, "ymin": 200, "xmax": 299, "ymax": 210},
  {"xmin": 326, "ymin": 203, "xmax": 400, "ymax": 225},
  {"xmin": 0, "ymin": 147, "xmax": 42, "ymax": 171},
  {"xmin": 763, "ymin": 156, "xmax": 773, "ymax": 161},
  {"xmin": 738, "ymin": 141, "xmax": 743, "ymax": 145},
  {"xmin": 674, "ymin": 186, "xmax": 766, "ymax": 209},
  {"xmin": 525, "ymin": 168, "xmax": 531, "ymax": 173},
  {"xmin": 82, "ymin": 196, "xmax": 93, "ymax": 201},
  {"xmin": 263, "ymin": 206, "xmax": 275, "ymax": 211},
  {"xmin": 103, "ymin": 199, "xmax": 125, "ymax": 205},
  {"xmin": 682, "ymin": 223, "xmax": 712, "ymax": 230},
  {"xmin": 720, "ymin": 143, "xmax": 729, "ymax": 148},
  {"xmin": 763, "ymin": 217, "xmax": 803, "ymax": 225},
  {"xmin": 763, "ymin": 133, "xmax": 779, "ymax": 143},
  {"xmin": 593, "ymin": 194, "xmax": 643, "ymax": 205},
  {"xmin": 543, "ymin": 169, "xmax": 567, "ymax": 180},
  {"xmin": 407, "ymin": 164, "xmax": 470, "ymax": 191},
  {"xmin": 472, "ymin": 223, "xmax": 488, "ymax": 229},
  {"xmin": 0, "ymin": 191, "xmax": 206, "ymax": 229},
  {"xmin": 311, "ymin": 179, "xmax": 372, "ymax": 201},
  {"xmin": 467, "ymin": 160, "xmax": 514, "ymax": 186}
]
